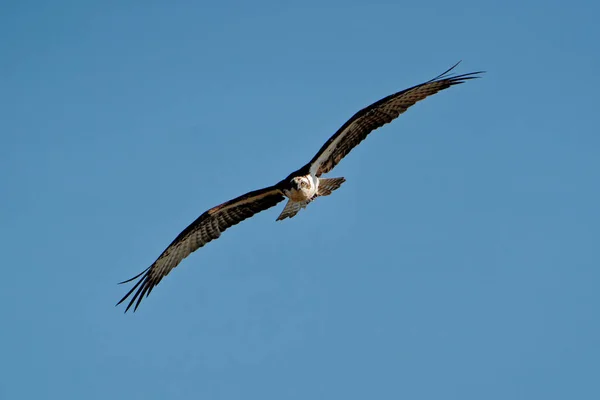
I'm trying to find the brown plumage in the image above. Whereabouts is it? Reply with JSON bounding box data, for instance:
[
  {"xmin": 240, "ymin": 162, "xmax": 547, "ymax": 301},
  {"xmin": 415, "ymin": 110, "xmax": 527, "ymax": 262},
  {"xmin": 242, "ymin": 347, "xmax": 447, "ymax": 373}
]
[
  {"xmin": 117, "ymin": 187, "xmax": 284, "ymax": 312},
  {"xmin": 307, "ymin": 63, "xmax": 482, "ymax": 177},
  {"xmin": 117, "ymin": 62, "xmax": 482, "ymax": 312}
]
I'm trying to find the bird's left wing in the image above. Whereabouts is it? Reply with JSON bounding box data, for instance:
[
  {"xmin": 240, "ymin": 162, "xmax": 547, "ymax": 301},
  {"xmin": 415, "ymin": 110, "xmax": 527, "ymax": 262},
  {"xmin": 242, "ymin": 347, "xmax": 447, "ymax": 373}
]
[
  {"xmin": 308, "ymin": 63, "xmax": 483, "ymax": 177},
  {"xmin": 117, "ymin": 186, "xmax": 285, "ymax": 312}
]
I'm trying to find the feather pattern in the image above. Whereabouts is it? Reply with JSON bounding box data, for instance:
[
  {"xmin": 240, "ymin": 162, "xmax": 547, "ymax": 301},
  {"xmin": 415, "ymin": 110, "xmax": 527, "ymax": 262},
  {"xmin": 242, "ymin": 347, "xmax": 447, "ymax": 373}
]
[
  {"xmin": 117, "ymin": 62, "xmax": 482, "ymax": 312},
  {"xmin": 308, "ymin": 63, "xmax": 483, "ymax": 177},
  {"xmin": 117, "ymin": 186, "xmax": 284, "ymax": 312}
]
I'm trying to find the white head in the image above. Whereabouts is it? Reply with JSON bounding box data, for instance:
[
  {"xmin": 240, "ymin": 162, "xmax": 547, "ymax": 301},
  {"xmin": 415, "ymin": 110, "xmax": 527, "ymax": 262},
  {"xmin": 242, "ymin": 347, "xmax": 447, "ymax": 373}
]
[{"xmin": 291, "ymin": 176, "xmax": 310, "ymax": 190}]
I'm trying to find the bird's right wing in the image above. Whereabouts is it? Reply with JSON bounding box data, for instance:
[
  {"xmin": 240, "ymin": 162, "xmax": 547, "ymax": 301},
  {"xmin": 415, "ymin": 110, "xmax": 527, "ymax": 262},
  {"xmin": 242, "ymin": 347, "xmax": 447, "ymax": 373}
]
[{"xmin": 117, "ymin": 186, "xmax": 285, "ymax": 312}]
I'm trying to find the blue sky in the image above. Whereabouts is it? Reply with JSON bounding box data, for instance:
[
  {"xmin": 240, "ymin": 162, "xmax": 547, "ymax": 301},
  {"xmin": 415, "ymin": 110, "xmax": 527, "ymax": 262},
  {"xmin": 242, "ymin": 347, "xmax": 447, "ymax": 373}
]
[{"xmin": 1, "ymin": 1, "xmax": 599, "ymax": 399}]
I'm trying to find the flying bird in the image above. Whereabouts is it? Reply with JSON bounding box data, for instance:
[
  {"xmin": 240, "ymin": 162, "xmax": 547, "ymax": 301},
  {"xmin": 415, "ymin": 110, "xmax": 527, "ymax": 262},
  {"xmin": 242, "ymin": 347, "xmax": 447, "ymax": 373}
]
[{"xmin": 117, "ymin": 63, "xmax": 482, "ymax": 312}]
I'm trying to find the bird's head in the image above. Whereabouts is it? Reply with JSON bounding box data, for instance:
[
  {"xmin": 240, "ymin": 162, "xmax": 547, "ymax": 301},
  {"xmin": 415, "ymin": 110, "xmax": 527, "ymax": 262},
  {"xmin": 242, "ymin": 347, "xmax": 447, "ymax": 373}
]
[{"xmin": 291, "ymin": 177, "xmax": 308, "ymax": 190}]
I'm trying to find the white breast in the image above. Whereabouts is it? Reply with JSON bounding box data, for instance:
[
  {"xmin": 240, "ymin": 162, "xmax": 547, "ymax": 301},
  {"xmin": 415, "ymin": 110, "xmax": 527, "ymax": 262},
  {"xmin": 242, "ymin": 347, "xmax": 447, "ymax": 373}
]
[
  {"xmin": 284, "ymin": 175, "xmax": 319, "ymax": 202},
  {"xmin": 307, "ymin": 174, "xmax": 319, "ymax": 197}
]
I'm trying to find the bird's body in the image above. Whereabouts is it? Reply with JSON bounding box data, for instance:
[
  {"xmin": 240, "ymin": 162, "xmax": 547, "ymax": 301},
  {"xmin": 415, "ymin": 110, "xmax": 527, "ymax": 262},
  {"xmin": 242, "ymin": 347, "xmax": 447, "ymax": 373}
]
[
  {"xmin": 284, "ymin": 174, "xmax": 318, "ymax": 203},
  {"xmin": 276, "ymin": 172, "xmax": 346, "ymax": 220},
  {"xmin": 117, "ymin": 62, "xmax": 483, "ymax": 312}
]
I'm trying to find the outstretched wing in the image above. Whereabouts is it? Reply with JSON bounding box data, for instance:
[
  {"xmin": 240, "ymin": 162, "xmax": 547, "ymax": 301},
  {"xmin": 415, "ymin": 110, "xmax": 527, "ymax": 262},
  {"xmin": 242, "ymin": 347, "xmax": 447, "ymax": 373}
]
[
  {"xmin": 308, "ymin": 63, "xmax": 483, "ymax": 177},
  {"xmin": 117, "ymin": 186, "xmax": 285, "ymax": 312}
]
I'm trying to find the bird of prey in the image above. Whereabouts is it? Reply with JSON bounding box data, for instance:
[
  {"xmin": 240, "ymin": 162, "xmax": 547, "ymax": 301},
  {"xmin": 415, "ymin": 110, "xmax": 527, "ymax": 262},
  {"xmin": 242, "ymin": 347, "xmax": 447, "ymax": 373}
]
[{"xmin": 117, "ymin": 62, "xmax": 482, "ymax": 312}]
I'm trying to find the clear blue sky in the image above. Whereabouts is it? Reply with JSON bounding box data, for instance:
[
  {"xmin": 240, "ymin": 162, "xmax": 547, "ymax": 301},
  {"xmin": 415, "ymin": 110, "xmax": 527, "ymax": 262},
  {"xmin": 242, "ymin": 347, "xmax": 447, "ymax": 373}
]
[{"xmin": 2, "ymin": 1, "xmax": 599, "ymax": 399}]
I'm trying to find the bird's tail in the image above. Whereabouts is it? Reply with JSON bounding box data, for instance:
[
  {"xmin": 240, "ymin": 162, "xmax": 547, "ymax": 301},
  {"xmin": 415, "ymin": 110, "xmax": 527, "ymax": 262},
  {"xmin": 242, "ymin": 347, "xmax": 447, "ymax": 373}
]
[
  {"xmin": 276, "ymin": 199, "xmax": 310, "ymax": 221},
  {"xmin": 276, "ymin": 178, "xmax": 345, "ymax": 221},
  {"xmin": 317, "ymin": 177, "xmax": 346, "ymax": 196}
]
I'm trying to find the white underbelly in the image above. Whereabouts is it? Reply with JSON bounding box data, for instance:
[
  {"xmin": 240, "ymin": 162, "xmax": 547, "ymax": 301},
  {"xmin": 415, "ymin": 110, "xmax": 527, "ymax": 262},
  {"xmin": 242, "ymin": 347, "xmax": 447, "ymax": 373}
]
[{"xmin": 285, "ymin": 175, "xmax": 319, "ymax": 202}]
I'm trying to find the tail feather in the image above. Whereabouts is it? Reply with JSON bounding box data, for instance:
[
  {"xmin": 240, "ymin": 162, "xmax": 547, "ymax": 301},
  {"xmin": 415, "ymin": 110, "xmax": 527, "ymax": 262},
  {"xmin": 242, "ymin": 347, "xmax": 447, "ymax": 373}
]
[
  {"xmin": 317, "ymin": 177, "xmax": 346, "ymax": 196},
  {"xmin": 276, "ymin": 199, "xmax": 309, "ymax": 221},
  {"xmin": 276, "ymin": 177, "xmax": 345, "ymax": 221}
]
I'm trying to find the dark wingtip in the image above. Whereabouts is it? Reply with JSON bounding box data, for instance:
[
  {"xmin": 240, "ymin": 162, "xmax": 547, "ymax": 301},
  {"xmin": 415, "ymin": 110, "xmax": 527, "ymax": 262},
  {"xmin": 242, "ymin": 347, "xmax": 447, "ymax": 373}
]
[
  {"xmin": 116, "ymin": 267, "xmax": 153, "ymax": 313},
  {"xmin": 428, "ymin": 61, "xmax": 461, "ymax": 82},
  {"xmin": 118, "ymin": 266, "xmax": 150, "ymax": 285},
  {"xmin": 429, "ymin": 61, "xmax": 485, "ymax": 85},
  {"xmin": 441, "ymin": 70, "xmax": 485, "ymax": 87}
]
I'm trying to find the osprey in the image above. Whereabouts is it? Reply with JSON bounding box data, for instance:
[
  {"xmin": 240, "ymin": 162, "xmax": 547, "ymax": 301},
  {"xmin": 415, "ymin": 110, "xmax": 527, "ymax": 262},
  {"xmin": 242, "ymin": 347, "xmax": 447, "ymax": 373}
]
[{"xmin": 118, "ymin": 63, "xmax": 482, "ymax": 312}]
